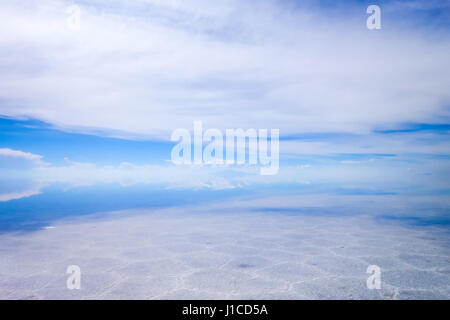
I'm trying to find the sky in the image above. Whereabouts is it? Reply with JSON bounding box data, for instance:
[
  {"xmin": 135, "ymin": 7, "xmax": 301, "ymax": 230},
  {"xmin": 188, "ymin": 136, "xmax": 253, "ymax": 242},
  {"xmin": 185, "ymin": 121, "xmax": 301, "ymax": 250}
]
[{"xmin": 0, "ymin": 0, "xmax": 449, "ymax": 230}]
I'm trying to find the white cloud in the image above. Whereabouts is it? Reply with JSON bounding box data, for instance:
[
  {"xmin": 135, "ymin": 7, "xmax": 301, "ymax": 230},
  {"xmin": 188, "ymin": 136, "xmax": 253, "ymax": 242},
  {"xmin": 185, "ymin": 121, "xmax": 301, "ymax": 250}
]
[
  {"xmin": 0, "ymin": 186, "xmax": 42, "ymax": 202},
  {"xmin": 0, "ymin": 0, "xmax": 448, "ymax": 140},
  {"xmin": 0, "ymin": 148, "xmax": 44, "ymax": 162},
  {"xmin": 36, "ymin": 159, "xmax": 240, "ymax": 189},
  {"xmin": 281, "ymin": 131, "xmax": 450, "ymax": 156},
  {"xmin": 31, "ymin": 156, "xmax": 450, "ymax": 193},
  {"xmin": 0, "ymin": 148, "xmax": 45, "ymax": 201}
]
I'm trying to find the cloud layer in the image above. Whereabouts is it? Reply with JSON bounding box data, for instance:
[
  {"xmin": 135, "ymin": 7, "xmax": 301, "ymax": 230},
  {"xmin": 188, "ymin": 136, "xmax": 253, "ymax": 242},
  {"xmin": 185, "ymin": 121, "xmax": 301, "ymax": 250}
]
[{"xmin": 0, "ymin": 0, "xmax": 449, "ymax": 139}]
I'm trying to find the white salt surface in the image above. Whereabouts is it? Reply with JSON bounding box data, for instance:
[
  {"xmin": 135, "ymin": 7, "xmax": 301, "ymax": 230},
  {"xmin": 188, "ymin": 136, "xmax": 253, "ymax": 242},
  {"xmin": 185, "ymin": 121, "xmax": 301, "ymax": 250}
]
[{"xmin": 1, "ymin": 200, "xmax": 449, "ymax": 300}]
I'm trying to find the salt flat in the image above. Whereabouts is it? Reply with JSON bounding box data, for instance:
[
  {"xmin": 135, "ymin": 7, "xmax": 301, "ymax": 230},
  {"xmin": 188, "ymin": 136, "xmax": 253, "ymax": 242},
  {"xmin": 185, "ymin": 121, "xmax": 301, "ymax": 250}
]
[{"xmin": 0, "ymin": 199, "xmax": 449, "ymax": 300}]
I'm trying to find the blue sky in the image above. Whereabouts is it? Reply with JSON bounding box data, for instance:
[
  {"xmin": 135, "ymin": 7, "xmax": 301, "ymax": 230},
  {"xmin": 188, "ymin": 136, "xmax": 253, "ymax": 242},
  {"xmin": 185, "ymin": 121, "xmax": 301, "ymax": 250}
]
[
  {"xmin": 0, "ymin": 0, "xmax": 449, "ymax": 229},
  {"xmin": 0, "ymin": 117, "xmax": 170, "ymax": 165}
]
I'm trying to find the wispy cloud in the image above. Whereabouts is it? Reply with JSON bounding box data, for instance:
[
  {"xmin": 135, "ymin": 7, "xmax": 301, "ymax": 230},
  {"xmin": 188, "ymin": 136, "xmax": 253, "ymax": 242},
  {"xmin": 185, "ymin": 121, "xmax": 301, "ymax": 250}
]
[
  {"xmin": 0, "ymin": 186, "xmax": 42, "ymax": 202},
  {"xmin": 2, "ymin": 146, "xmax": 450, "ymax": 202},
  {"xmin": 0, "ymin": 148, "xmax": 44, "ymax": 163},
  {"xmin": 0, "ymin": 148, "xmax": 45, "ymax": 201}
]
